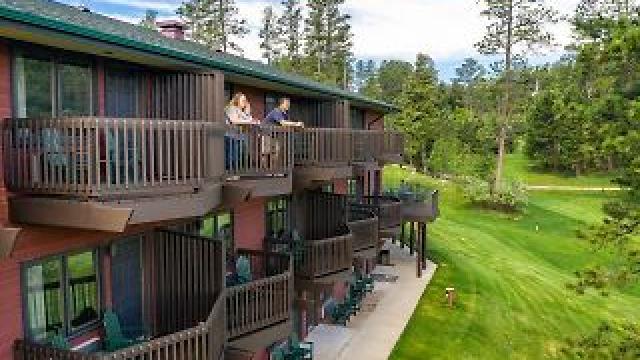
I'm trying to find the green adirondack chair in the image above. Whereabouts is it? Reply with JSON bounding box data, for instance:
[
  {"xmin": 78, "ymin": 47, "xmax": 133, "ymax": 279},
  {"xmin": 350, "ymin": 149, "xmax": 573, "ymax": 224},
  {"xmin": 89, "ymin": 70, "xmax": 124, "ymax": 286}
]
[
  {"xmin": 236, "ymin": 255, "xmax": 252, "ymax": 284},
  {"xmin": 288, "ymin": 333, "xmax": 313, "ymax": 359},
  {"xmin": 272, "ymin": 347, "xmax": 287, "ymax": 360},
  {"xmin": 103, "ymin": 310, "xmax": 140, "ymax": 352}
]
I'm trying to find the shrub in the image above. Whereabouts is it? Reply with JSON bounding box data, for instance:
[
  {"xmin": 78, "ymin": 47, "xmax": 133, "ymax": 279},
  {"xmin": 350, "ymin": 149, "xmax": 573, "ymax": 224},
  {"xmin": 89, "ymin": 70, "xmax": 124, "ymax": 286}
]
[{"xmin": 462, "ymin": 177, "xmax": 528, "ymax": 212}]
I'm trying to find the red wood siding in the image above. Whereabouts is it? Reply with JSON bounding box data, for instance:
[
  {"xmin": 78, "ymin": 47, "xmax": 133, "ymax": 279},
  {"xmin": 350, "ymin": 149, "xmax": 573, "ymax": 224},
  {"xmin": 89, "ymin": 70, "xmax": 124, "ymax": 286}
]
[
  {"xmin": 0, "ymin": 259, "xmax": 22, "ymax": 360},
  {"xmin": 0, "ymin": 41, "xmax": 11, "ymax": 225},
  {"xmin": 234, "ymin": 85, "xmax": 266, "ymax": 120},
  {"xmin": 233, "ymin": 198, "xmax": 266, "ymax": 251},
  {"xmin": 333, "ymin": 179, "xmax": 348, "ymax": 195}
]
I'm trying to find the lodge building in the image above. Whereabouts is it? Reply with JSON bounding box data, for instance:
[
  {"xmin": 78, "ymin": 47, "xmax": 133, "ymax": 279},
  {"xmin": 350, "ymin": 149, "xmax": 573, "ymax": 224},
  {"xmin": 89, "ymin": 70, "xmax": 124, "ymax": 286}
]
[{"xmin": 0, "ymin": 1, "xmax": 437, "ymax": 359}]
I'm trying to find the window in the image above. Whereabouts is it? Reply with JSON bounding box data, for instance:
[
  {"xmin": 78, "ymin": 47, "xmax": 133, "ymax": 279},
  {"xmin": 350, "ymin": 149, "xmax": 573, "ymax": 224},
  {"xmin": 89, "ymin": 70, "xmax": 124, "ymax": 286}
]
[
  {"xmin": 202, "ymin": 212, "xmax": 234, "ymax": 251},
  {"xmin": 350, "ymin": 108, "xmax": 365, "ymax": 129},
  {"xmin": 348, "ymin": 177, "xmax": 364, "ymax": 198},
  {"xmin": 322, "ymin": 183, "xmax": 334, "ymax": 193},
  {"xmin": 265, "ymin": 93, "xmax": 278, "ymax": 118},
  {"xmin": 13, "ymin": 50, "xmax": 94, "ymax": 118},
  {"xmin": 266, "ymin": 197, "xmax": 291, "ymax": 238},
  {"xmin": 24, "ymin": 250, "xmax": 100, "ymax": 341},
  {"xmin": 224, "ymin": 83, "xmax": 234, "ymax": 102}
]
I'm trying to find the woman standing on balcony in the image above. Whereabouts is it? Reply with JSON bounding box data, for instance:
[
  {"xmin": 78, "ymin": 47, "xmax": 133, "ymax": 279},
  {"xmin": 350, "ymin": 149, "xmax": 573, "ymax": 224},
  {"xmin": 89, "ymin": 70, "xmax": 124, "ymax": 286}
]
[{"xmin": 225, "ymin": 93, "xmax": 259, "ymax": 172}]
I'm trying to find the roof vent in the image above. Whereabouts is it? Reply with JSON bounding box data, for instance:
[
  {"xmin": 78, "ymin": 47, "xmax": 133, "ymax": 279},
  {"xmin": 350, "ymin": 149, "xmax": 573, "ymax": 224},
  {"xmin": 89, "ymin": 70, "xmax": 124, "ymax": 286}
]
[{"xmin": 156, "ymin": 20, "xmax": 187, "ymax": 41}]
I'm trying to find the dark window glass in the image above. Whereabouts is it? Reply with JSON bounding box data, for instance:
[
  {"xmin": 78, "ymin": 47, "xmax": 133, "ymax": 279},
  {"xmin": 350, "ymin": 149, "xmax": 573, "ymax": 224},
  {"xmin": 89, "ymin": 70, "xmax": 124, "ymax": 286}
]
[
  {"xmin": 266, "ymin": 197, "xmax": 291, "ymax": 238},
  {"xmin": 13, "ymin": 52, "xmax": 93, "ymax": 118},
  {"xmin": 105, "ymin": 67, "xmax": 142, "ymax": 117},
  {"xmin": 25, "ymin": 258, "xmax": 64, "ymax": 341},
  {"xmin": 57, "ymin": 63, "xmax": 92, "ymax": 116},
  {"xmin": 265, "ymin": 93, "xmax": 278, "ymax": 117},
  {"xmin": 24, "ymin": 250, "xmax": 100, "ymax": 341},
  {"xmin": 19, "ymin": 57, "xmax": 53, "ymax": 118},
  {"xmin": 224, "ymin": 83, "xmax": 233, "ymax": 102},
  {"xmin": 66, "ymin": 251, "xmax": 99, "ymax": 331},
  {"xmin": 348, "ymin": 177, "xmax": 364, "ymax": 198},
  {"xmin": 350, "ymin": 108, "xmax": 365, "ymax": 129}
]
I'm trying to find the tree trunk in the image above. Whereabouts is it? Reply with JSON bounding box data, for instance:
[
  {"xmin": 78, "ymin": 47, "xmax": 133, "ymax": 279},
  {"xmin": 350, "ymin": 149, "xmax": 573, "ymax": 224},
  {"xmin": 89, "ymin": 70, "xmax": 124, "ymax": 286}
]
[
  {"xmin": 495, "ymin": 0, "xmax": 513, "ymax": 191},
  {"xmin": 495, "ymin": 126, "xmax": 507, "ymax": 187}
]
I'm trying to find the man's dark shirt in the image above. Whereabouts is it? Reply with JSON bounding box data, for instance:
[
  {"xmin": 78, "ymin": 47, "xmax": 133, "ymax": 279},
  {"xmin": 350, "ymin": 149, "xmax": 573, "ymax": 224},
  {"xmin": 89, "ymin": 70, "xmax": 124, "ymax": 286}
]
[{"xmin": 264, "ymin": 108, "xmax": 288, "ymax": 126}]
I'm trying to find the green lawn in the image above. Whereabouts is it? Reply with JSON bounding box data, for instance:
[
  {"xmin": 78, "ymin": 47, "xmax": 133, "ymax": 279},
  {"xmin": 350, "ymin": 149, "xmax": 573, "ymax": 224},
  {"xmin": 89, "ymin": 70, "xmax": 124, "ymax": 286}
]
[
  {"xmin": 386, "ymin": 166, "xmax": 639, "ymax": 360},
  {"xmin": 503, "ymin": 153, "xmax": 616, "ymax": 187}
]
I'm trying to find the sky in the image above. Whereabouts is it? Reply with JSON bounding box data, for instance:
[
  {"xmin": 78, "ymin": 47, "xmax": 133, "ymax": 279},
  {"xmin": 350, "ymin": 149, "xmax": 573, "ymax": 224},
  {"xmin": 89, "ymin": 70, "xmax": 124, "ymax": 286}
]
[{"xmin": 59, "ymin": 0, "xmax": 582, "ymax": 81}]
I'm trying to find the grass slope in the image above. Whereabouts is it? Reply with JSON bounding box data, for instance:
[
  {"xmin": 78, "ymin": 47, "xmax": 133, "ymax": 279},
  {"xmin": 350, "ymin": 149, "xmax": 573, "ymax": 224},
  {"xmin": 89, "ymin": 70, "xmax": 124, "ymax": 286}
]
[
  {"xmin": 503, "ymin": 153, "xmax": 616, "ymax": 187},
  {"xmin": 385, "ymin": 166, "xmax": 639, "ymax": 359}
]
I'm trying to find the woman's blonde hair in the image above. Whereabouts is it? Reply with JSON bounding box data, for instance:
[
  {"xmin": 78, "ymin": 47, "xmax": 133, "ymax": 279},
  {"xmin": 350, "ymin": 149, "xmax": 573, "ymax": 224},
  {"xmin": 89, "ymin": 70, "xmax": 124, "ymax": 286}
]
[{"xmin": 229, "ymin": 93, "xmax": 247, "ymax": 108}]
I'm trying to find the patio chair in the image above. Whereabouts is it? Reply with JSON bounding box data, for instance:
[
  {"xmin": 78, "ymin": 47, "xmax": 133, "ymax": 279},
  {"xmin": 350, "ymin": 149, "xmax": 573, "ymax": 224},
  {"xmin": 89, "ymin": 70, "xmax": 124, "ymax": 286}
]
[
  {"xmin": 103, "ymin": 310, "xmax": 142, "ymax": 352},
  {"xmin": 236, "ymin": 255, "xmax": 252, "ymax": 284},
  {"xmin": 288, "ymin": 333, "xmax": 313, "ymax": 359},
  {"xmin": 327, "ymin": 302, "xmax": 348, "ymax": 326}
]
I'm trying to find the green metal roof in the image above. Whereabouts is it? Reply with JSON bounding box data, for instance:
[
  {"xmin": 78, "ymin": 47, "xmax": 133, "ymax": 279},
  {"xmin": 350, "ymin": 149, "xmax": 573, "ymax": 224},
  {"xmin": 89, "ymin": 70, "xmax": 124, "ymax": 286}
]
[{"xmin": 0, "ymin": 0, "xmax": 396, "ymax": 112}]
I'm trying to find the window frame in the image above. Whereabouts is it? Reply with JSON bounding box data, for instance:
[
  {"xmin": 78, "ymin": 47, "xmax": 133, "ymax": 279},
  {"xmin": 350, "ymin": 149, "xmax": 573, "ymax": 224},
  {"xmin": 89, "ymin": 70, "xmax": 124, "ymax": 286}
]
[
  {"xmin": 12, "ymin": 45, "xmax": 96, "ymax": 118},
  {"xmin": 22, "ymin": 248, "xmax": 102, "ymax": 342},
  {"xmin": 266, "ymin": 196, "xmax": 292, "ymax": 238}
]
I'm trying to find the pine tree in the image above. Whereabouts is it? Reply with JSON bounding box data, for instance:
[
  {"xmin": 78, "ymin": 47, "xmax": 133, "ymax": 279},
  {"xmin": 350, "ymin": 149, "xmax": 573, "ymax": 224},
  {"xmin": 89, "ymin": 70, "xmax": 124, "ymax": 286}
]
[
  {"xmin": 177, "ymin": 0, "xmax": 249, "ymax": 54},
  {"xmin": 575, "ymin": 0, "xmax": 638, "ymax": 39},
  {"xmin": 259, "ymin": 6, "xmax": 280, "ymax": 64},
  {"xmin": 476, "ymin": 0, "xmax": 559, "ymax": 190},
  {"xmin": 277, "ymin": 0, "xmax": 303, "ymax": 61},
  {"xmin": 303, "ymin": 0, "xmax": 353, "ymax": 87}
]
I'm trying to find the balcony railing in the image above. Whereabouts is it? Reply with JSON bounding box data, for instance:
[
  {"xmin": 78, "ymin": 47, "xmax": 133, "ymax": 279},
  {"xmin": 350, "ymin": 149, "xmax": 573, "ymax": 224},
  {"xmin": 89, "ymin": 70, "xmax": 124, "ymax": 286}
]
[
  {"xmin": 3, "ymin": 117, "xmax": 221, "ymax": 199},
  {"xmin": 225, "ymin": 125, "xmax": 293, "ymax": 178},
  {"xmin": 348, "ymin": 208, "xmax": 379, "ymax": 252},
  {"xmin": 14, "ymin": 297, "xmax": 225, "ymax": 360},
  {"xmin": 101, "ymin": 295, "xmax": 225, "ymax": 360},
  {"xmin": 294, "ymin": 128, "xmax": 354, "ymax": 166},
  {"xmin": 351, "ymin": 195, "xmax": 403, "ymax": 230},
  {"xmin": 294, "ymin": 128, "xmax": 404, "ymax": 167},
  {"xmin": 227, "ymin": 250, "xmax": 293, "ymax": 340},
  {"xmin": 296, "ymin": 234, "xmax": 353, "ymax": 278}
]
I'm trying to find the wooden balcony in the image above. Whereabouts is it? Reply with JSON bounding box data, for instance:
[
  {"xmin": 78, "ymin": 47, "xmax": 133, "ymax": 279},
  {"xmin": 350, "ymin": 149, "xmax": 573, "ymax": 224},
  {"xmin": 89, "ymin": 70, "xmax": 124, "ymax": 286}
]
[
  {"xmin": 222, "ymin": 125, "xmax": 294, "ymax": 205},
  {"xmin": 226, "ymin": 250, "xmax": 293, "ymax": 351},
  {"xmin": 400, "ymin": 190, "xmax": 440, "ymax": 223},
  {"xmin": 296, "ymin": 233, "xmax": 353, "ymax": 279},
  {"xmin": 14, "ymin": 230, "xmax": 227, "ymax": 360},
  {"xmin": 14, "ymin": 298, "xmax": 225, "ymax": 360},
  {"xmin": 3, "ymin": 117, "xmax": 224, "ymax": 231},
  {"xmin": 293, "ymin": 128, "xmax": 404, "ymax": 187},
  {"xmin": 348, "ymin": 208, "xmax": 379, "ymax": 256},
  {"xmin": 351, "ymin": 195, "xmax": 403, "ymax": 230}
]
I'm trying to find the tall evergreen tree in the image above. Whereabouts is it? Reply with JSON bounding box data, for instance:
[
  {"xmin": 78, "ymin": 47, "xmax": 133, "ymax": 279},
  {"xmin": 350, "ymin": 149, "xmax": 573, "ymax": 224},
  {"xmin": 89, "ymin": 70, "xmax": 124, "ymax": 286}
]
[
  {"xmin": 303, "ymin": 0, "xmax": 353, "ymax": 87},
  {"xmin": 177, "ymin": 0, "xmax": 249, "ymax": 54},
  {"xmin": 259, "ymin": 6, "xmax": 280, "ymax": 64},
  {"xmin": 277, "ymin": 0, "xmax": 303, "ymax": 62},
  {"xmin": 476, "ymin": 0, "xmax": 559, "ymax": 190}
]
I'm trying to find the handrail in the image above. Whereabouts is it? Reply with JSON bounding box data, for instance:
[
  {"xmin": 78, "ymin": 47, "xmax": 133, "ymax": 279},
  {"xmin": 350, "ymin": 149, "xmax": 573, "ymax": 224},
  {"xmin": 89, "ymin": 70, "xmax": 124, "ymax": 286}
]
[
  {"xmin": 3, "ymin": 117, "xmax": 224, "ymax": 199},
  {"xmin": 347, "ymin": 209, "xmax": 379, "ymax": 252},
  {"xmin": 294, "ymin": 128, "xmax": 354, "ymax": 166},
  {"xmin": 225, "ymin": 125, "xmax": 293, "ymax": 178},
  {"xmin": 351, "ymin": 195, "xmax": 403, "ymax": 230},
  {"xmin": 226, "ymin": 252, "xmax": 293, "ymax": 339},
  {"xmin": 297, "ymin": 234, "xmax": 353, "ymax": 278}
]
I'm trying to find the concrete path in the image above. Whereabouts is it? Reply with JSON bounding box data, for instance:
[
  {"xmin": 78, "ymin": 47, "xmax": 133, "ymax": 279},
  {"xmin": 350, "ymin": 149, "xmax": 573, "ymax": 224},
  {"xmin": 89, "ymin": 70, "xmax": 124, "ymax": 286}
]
[
  {"xmin": 526, "ymin": 185, "xmax": 628, "ymax": 191},
  {"xmin": 307, "ymin": 241, "xmax": 437, "ymax": 360}
]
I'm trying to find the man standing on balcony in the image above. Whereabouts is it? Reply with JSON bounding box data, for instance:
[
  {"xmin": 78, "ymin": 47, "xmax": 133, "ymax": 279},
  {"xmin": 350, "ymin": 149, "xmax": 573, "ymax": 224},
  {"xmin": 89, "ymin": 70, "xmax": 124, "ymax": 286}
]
[
  {"xmin": 264, "ymin": 98, "xmax": 303, "ymax": 128},
  {"xmin": 262, "ymin": 98, "xmax": 303, "ymax": 171}
]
